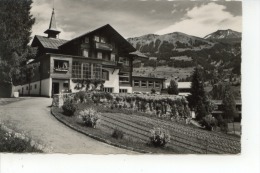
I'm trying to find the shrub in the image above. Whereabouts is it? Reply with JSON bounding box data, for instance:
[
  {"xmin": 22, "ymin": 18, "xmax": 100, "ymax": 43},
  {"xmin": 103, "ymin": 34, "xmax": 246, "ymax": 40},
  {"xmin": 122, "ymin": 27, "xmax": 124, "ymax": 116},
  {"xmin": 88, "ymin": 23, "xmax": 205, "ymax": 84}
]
[
  {"xmin": 167, "ymin": 79, "xmax": 179, "ymax": 95},
  {"xmin": 151, "ymin": 88, "xmax": 156, "ymax": 94},
  {"xmin": 216, "ymin": 115, "xmax": 228, "ymax": 133},
  {"xmin": 74, "ymin": 91, "xmax": 87, "ymax": 103},
  {"xmin": 104, "ymin": 92, "xmax": 113, "ymax": 101},
  {"xmin": 0, "ymin": 129, "xmax": 41, "ymax": 152},
  {"xmin": 78, "ymin": 108, "xmax": 100, "ymax": 128},
  {"xmin": 62, "ymin": 101, "xmax": 77, "ymax": 116},
  {"xmin": 150, "ymin": 127, "xmax": 170, "ymax": 147},
  {"xmin": 200, "ymin": 114, "xmax": 218, "ymax": 131},
  {"xmin": 111, "ymin": 128, "xmax": 124, "ymax": 139}
]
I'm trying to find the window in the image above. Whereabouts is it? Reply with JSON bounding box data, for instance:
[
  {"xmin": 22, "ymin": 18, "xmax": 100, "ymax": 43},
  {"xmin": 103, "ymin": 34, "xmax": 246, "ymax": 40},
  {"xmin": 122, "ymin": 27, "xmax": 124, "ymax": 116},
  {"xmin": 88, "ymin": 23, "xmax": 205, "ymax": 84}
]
[
  {"xmin": 97, "ymin": 52, "xmax": 102, "ymax": 59},
  {"xmin": 134, "ymin": 80, "xmax": 140, "ymax": 87},
  {"xmin": 141, "ymin": 81, "xmax": 147, "ymax": 87},
  {"xmin": 18, "ymin": 89, "xmax": 20, "ymax": 93},
  {"xmin": 54, "ymin": 60, "xmax": 69, "ymax": 71},
  {"xmin": 119, "ymin": 72, "xmax": 130, "ymax": 84},
  {"xmin": 148, "ymin": 81, "xmax": 154, "ymax": 88},
  {"xmin": 82, "ymin": 63, "xmax": 91, "ymax": 79},
  {"xmin": 119, "ymin": 89, "xmax": 128, "ymax": 93},
  {"xmin": 26, "ymin": 86, "xmax": 28, "ymax": 90},
  {"xmin": 102, "ymin": 70, "xmax": 109, "ymax": 80},
  {"xmin": 82, "ymin": 49, "xmax": 89, "ymax": 57},
  {"xmin": 72, "ymin": 61, "xmax": 81, "ymax": 78},
  {"xmin": 30, "ymin": 85, "xmax": 32, "ymax": 90},
  {"xmin": 100, "ymin": 37, "xmax": 106, "ymax": 43},
  {"xmin": 35, "ymin": 84, "xmax": 37, "ymax": 89},
  {"xmin": 94, "ymin": 36, "xmax": 99, "ymax": 42},
  {"xmin": 103, "ymin": 87, "xmax": 113, "ymax": 93},
  {"xmin": 93, "ymin": 64, "xmax": 102, "ymax": 79},
  {"xmin": 111, "ymin": 53, "xmax": 116, "ymax": 62},
  {"xmin": 119, "ymin": 57, "xmax": 129, "ymax": 66},
  {"xmin": 155, "ymin": 82, "xmax": 160, "ymax": 88},
  {"xmin": 72, "ymin": 62, "xmax": 102, "ymax": 79},
  {"xmin": 84, "ymin": 37, "xmax": 89, "ymax": 43}
]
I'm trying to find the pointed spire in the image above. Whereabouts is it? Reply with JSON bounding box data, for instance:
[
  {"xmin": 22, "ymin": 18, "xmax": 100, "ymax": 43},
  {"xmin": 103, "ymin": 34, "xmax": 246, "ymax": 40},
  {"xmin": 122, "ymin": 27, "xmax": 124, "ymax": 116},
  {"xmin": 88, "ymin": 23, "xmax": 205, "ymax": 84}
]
[
  {"xmin": 44, "ymin": 7, "xmax": 60, "ymax": 38},
  {"xmin": 49, "ymin": 8, "xmax": 57, "ymax": 30}
]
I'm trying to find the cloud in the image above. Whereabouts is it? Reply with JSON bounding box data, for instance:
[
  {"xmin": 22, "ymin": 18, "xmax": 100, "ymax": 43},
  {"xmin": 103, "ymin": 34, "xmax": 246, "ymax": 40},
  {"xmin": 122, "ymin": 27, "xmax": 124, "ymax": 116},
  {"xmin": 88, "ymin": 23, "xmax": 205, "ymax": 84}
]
[
  {"xmin": 30, "ymin": 1, "xmax": 242, "ymax": 39},
  {"xmin": 155, "ymin": 2, "xmax": 242, "ymax": 37}
]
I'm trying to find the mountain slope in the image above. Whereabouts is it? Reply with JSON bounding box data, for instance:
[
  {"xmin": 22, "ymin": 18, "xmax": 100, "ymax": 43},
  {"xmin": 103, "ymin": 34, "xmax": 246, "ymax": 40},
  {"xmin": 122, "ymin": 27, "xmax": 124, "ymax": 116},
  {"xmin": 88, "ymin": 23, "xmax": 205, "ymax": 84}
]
[
  {"xmin": 204, "ymin": 29, "xmax": 241, "ymax": 44},
  {"xmin": 127, "ymin": 32, "xmax": 214, "ymax": 54},
  {"xmin": 128, "ymin": 29, "xmax": 241, "ymax": 83}
]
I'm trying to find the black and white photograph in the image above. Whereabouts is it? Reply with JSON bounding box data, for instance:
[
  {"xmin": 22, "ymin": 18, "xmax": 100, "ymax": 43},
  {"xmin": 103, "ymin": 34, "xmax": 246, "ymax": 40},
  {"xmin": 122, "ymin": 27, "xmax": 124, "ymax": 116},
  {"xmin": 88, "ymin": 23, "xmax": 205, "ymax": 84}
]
[{"xmin": 0, "ymin": 0, "xmax": 259, "ymax": 172}]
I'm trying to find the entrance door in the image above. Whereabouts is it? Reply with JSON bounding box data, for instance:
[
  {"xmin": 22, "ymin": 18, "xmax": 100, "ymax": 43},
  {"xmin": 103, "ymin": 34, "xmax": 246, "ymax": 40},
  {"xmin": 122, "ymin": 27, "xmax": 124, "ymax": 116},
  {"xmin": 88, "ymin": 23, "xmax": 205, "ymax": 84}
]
[{"xmin": 52, "ymin": 82, "xmax": 59, "ymax": 95}]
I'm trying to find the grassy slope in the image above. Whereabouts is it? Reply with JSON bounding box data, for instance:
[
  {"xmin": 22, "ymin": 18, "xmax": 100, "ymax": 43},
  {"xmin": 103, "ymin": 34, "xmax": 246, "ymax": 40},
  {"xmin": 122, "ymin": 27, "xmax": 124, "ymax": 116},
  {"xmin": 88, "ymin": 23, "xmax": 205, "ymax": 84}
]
[{"xmin": 133, "ymin": 66, "xmax": 194, "ymax": 82}]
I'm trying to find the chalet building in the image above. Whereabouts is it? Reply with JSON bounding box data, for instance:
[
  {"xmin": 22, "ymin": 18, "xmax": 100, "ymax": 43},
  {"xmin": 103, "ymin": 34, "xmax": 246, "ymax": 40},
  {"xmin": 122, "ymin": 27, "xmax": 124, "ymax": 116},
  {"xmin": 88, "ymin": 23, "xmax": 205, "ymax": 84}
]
[
  {"xmin": 13, "ymin": 9, "xmax": 167, "ymax": 97},
  {"xmin": 132, "ymin": 76, "xmax": 166, "ymax": 93}
]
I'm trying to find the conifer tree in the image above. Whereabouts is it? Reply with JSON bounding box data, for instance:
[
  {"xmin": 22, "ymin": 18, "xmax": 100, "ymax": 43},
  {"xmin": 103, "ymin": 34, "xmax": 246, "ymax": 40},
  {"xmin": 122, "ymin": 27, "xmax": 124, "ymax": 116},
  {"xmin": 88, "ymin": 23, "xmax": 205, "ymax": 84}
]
[
  {"xmin": 188, "ymin": 67, "xmax": 205, "ymax": 105},
  {"xmin": 0, "ymin": 0, "xmax": 35, "ymax": 97},
  {"xmin": 167, "ymin": 79, "xmax": 179, "ymax": 95},
  {"xmin": 187, "ymin": 66, "xmax": 215, "ymax": 120}
]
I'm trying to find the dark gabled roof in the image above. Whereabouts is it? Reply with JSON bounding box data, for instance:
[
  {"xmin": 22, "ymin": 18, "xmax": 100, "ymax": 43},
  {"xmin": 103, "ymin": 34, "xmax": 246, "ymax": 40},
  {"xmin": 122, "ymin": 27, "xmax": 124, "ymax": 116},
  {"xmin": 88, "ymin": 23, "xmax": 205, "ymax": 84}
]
[
  {"xmin": 32, "ymin": 35, "xmax": 68, "ymax": 49},
  {"xmin": 59, "ymin": 24, "xmax": 136, "ymax": 52}
]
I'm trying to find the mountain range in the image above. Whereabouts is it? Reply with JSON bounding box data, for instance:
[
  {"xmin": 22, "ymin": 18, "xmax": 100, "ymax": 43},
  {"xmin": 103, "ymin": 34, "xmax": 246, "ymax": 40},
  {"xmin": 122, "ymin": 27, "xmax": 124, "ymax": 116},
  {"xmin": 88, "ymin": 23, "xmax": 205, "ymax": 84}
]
[
  {"xmin": 127, "ymin": 29, "xmax": 241, "ymax": 55},
  {"xmin": 128, "ymin": 29, "xmax": 242, "ymax": 83}
]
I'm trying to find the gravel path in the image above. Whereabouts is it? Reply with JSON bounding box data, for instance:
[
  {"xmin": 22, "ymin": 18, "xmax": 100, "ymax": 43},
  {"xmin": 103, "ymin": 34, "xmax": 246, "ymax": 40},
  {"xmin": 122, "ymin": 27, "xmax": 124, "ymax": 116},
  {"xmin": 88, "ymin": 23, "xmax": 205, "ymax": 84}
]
[{"xmin": 0, "ymin": 97, "xmax": 135, "ymax": 154}]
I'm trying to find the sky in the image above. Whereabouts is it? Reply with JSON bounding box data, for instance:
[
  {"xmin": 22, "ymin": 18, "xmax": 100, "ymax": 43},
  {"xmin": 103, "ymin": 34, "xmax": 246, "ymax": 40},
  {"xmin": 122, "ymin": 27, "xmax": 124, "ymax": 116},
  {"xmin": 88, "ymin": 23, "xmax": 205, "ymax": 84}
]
[{"xmin": 31, "ymin": 0, "xmax": 242, "ymax": 40}]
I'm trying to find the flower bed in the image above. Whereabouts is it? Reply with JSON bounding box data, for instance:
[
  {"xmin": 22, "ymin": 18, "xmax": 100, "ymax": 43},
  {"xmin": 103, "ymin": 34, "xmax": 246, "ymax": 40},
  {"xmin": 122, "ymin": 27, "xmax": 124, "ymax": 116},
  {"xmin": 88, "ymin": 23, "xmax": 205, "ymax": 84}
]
[
  {"xmin": 53, "ymin": 91, "xmax": 191, "ymax": 123},
  {"xmin": 0, "ymin": 126, "xmax": 42, "ymax": 153}
]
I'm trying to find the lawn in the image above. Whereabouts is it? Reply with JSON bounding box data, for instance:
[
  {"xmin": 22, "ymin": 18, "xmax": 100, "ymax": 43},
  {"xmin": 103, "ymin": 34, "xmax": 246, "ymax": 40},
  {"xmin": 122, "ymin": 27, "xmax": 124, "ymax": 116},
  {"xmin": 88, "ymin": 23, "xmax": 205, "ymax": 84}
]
[{"xmin": 133, "ymin": 66, "xmax": 194, "ymax": 82}]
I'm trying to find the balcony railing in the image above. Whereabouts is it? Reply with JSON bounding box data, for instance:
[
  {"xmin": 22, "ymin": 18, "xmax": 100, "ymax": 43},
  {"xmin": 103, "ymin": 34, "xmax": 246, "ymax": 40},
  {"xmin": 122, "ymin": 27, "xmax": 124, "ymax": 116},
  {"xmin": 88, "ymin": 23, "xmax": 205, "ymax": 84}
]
[
  {"xmin": 54, "ymin": 67, "xmax": 68, "ymax": 72},
  {"xmin": 95, "ymin": 42, "xmax": 113, "ymax": 51}
]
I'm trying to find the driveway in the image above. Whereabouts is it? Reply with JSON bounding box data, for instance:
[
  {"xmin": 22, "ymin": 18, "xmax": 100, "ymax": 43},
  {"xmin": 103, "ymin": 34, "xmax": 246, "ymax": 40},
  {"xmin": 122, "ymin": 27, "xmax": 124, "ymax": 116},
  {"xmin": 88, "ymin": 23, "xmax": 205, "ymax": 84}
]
[{"xmin": 0, "ymin": 97, "xmax": 135, "ymax": 154}]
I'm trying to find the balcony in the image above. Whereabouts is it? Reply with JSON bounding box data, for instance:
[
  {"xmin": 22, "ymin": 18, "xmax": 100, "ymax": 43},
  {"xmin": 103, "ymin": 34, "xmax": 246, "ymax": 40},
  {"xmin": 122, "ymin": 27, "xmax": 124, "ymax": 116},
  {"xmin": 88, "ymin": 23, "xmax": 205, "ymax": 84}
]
[
  {"xmin": 54, "ymin": 67, "xmax": 68, "ymax": 72},
  {"xmin": 95, "ymin": 42, "xmax": 113, "ymax": 51},
  {"xmin": 53, "ymin": 60, "xmax": 69, "ymax": 73}
]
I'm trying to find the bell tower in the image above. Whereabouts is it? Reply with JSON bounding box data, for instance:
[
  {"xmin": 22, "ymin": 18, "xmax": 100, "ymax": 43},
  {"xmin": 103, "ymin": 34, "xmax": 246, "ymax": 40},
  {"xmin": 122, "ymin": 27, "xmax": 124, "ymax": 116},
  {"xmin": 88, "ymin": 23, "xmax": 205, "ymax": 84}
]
[{"xmin": 44, "ymin": 8, "xmax": 60, "ymax": 38}]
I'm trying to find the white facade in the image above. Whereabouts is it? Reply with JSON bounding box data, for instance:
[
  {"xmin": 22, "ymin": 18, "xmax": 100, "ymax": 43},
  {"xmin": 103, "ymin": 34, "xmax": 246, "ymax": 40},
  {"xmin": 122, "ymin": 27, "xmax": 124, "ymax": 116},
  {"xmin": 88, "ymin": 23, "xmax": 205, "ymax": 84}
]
[
  {"xmin": 14, "ymin": 78, "xmax": 52, "ymax": 97},
  {"xmin": 103, "ymin": 68, "xmax": 120, "ymax": 93},
  {"xmin": 119, "ymin": 86, "xmax": 133, "ymax": 93},
  {"xmin": 41, "ymin": 78, "xmax": 52, "ymax": 97}
]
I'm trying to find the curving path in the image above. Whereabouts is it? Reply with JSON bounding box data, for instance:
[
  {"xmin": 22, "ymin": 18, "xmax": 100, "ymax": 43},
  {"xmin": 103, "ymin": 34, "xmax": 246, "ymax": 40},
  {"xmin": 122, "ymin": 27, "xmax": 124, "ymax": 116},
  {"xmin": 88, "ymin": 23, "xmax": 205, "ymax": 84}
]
[{"xmin": 0, "ymin": 97, "xmax": 136, "ymax": 154}]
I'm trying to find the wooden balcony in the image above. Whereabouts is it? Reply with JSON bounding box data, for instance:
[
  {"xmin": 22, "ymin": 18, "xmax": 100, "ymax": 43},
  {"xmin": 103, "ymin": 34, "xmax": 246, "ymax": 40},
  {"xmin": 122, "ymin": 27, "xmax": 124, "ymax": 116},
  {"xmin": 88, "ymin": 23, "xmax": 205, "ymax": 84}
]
[
  {"xmin": 95, "ymin": 42, "xmax": 113, "ymax": 51},
  {"xmin": 53, "ymin": 67, "xmax": 69, "ymax": 72}
]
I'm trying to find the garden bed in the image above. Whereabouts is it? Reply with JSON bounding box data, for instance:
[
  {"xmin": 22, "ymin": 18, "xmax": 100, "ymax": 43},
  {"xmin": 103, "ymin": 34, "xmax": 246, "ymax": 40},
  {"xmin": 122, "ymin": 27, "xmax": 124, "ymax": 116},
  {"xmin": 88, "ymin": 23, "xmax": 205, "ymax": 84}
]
[
  {"xmin": 51, "ymin": 106, "xmax": 177, "ymax": 154},
  {"xmin": 51, "ymin": 91, "xmax": 241, "ymax": 154},
  {"xmin": 52, "ymin": 101, "xmax": 240, "ymax": 154}
]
